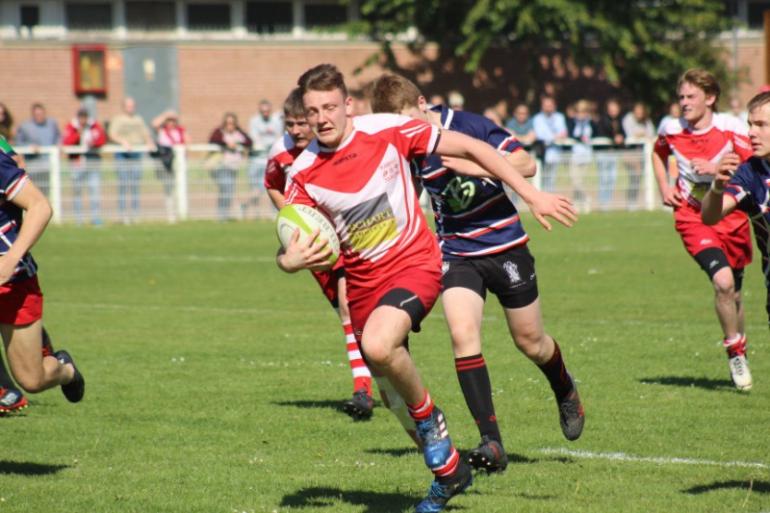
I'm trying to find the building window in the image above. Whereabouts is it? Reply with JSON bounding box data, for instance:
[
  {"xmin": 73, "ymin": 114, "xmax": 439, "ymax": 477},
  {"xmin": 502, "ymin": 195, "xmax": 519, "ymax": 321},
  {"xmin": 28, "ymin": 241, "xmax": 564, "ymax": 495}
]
[
  {"xmin": 304, "ymin": 2, "xmax": 348, "ymax": 30},
  {"xmin": 126, "ymin": 1, "xmax": 176, "ymax": 31},
  {"xmin": 187, "ymin": 3, "xmax": 231, "ymax": 31},
  {"xmin": 246, "ymin": 1, "xmax": 293, "ymax": 34},
  {"xmin": 20, "ymin": 5, "xmax": 41, "ymax": 29},
  {"xmin": 748, "ymin": 1, "xmax": 770, "ymax": 28},
  {"xmin": 66, "ymin": 2, "xmax": 113, "ymax": 30}
]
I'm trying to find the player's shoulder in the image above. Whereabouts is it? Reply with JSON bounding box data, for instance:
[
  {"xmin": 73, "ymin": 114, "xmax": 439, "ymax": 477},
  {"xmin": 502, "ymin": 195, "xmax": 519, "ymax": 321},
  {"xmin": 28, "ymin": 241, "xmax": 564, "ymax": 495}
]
[
  {"xmin": 353, "ymin": 113, "xmax": 418, "ymax": 134},
  {"xmin": 268, "ymin": 133, "xmax": 294, "ymax": 160},
  {"xmin": 712, "ymin": 112, "xmax": 748, "ymax": 134},
  {"xmin": 658, "ymin": 117, "xmax": 686, "ymax": 136},
  {"xmin": 288, "ymin": 142, "xmax": 322, "ymax": 177}
]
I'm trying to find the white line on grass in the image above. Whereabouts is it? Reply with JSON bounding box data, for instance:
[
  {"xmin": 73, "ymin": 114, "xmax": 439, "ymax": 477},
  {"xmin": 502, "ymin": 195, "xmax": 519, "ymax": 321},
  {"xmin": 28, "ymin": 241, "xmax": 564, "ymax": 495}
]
[{"xmin": 539, "ymin": 447, "xmax": 769, "ymax": 469}]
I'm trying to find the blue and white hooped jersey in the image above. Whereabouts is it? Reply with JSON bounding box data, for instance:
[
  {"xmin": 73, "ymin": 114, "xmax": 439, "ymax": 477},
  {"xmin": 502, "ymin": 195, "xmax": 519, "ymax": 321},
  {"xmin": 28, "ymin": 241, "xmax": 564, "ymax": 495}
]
[
  {"xmin": 0, "ymin": 152, "xmax": 38, "ymax": 283},
  {"xmin": 726, "ymin": 156, "xmax": 770, "ymax": 263},
  {"xmin": 416, "ymin": 105, "xmax": 528, "ymax": 259}
]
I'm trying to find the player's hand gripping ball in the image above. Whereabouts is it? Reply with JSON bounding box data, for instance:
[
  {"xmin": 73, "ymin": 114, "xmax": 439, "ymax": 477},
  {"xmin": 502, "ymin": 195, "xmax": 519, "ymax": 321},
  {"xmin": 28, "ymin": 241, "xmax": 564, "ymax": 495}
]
[{"xmin": 276, "ymin": 204, "xmax": 340, "ymax": 267}]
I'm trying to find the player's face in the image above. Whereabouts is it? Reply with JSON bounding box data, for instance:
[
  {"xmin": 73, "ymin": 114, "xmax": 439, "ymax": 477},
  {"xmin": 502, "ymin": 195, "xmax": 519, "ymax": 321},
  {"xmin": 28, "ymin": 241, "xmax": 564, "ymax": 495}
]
[
  {"xmin": 678, "ymin": 82, "xmax": 714, "ymax": 124},
  {"xmin": 303, "ymin": 88, "xmax": 353, "ymax": 147},
  {"xmin": 748, "ymin": 103, "xmax": 770, "ymax": 159},
  {"xmin": 285, "ymin": 116, "xmax": 313, "ymax": 150}
]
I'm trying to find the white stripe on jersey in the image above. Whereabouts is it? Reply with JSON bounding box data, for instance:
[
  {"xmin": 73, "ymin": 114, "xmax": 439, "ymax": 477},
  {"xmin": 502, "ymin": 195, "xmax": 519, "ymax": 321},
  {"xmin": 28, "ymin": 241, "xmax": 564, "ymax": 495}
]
[
  {"xmin": 443, "ymin": 214, "xmax": 520, "ymax": 239},
  {"xmin": 442, "ymin": 233, "xmax": 529, "ymax": 257}
]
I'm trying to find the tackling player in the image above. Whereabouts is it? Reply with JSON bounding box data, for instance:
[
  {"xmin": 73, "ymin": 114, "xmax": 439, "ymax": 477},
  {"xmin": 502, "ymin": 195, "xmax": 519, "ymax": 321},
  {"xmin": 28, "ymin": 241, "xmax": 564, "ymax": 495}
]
[
  {"xmin": 653, "ymin": 69, "xmax": 753, "ymax": 391},
  {"xmin": 370, "ymin": 74, "xmax": 584, "ymax": 474},
  {"xmin": 0, "ymin": 151, "xmax": 85, "ymax": 406},
  {"xmin": 264, "ymin": 88, "xmax": 375, "ymax": 419},
  {"xmin": 277, "ymin": 64, "xmax": 575, "ymax": 512},
  {"xmin": 701, "ymin": 90, "xmax": 770, "ymax": 388}
]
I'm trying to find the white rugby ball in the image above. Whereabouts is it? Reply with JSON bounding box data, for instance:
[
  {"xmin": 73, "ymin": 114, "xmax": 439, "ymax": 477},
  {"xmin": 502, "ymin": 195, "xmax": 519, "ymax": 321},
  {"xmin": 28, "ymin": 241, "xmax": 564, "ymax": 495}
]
[{"xmin": 276, "ymin": 204, "xmax": 340, "ymax": 266}]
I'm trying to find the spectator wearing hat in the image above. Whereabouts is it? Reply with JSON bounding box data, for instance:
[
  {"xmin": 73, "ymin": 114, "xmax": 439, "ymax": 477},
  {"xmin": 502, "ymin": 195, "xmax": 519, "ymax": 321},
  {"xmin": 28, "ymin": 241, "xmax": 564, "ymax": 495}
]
[{"xmin": 62, "ymin": 107, "xmax": 107, "ymax": 225}]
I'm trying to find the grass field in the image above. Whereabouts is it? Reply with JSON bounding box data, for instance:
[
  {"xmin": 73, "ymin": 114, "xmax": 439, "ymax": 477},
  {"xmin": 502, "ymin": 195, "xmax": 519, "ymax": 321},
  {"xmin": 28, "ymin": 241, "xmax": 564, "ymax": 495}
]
[{"xmin": 1, "ymin": 211, "xmax": 769, "ymax": 513}]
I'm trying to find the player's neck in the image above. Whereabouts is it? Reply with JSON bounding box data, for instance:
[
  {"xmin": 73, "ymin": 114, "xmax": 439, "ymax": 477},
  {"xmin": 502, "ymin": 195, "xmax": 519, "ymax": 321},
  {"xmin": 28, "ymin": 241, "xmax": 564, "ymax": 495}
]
[{"xmin": 689, "ymin": 110, "xmax": 714, "ymax": 131}]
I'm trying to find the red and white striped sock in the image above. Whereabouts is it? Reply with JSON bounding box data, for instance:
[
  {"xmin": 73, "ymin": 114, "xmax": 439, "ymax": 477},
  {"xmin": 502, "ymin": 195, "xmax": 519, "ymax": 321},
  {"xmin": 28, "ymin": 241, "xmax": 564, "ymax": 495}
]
[
  {"xmin": 408, "ymin": 390, "xmax": 460, "ymax": 478},
  {"xmin": 343, "ymin": 321, "xmax": 372, "ymax": 396},
  {"xmin": 407, "ymin": 389, "xmax": 434, "ymax": 421},
  {"xmin": 724, "ymin": 333, "xmax": 747, "ymax": 357}
]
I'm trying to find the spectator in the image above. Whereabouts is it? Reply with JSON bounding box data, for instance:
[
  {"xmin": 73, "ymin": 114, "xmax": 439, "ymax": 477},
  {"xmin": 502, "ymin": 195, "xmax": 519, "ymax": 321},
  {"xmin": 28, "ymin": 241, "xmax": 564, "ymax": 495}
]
[
  {"xmin": 209, "ymin": 113, "xmax": 252, "ymax": 221},
  {"xmin": 657, "ymin": 101, "xmax": 682, "ymax": 132},
  {"xmin": 0, "ymin": 102, "xmax": 13, "ymax": 142},
  {"xmin": 623, "ymin": 102, "xmax": 656, "ymax": 208},
  {"xmin": 152, "ymin": 110, "xmax": 187, "ymax": 223},
  {"xmin": 62, "ymin": 107, "xmax": 107, "ymax": 225},
  {"xmin": 505, "ymin": 103, "xmax": 537, "ymax": 146},
  {"xmin": 245, "ymin": 100, "xmax": 283, "ymax": 217},
  {"xmin": 448, "ymin": 90, "xmax": 465, "ymax": 110},
  {"xmin": 566, "ymin": 99, "xmax": 597, "ymax": 208},
  {"xmin": 533, "ymin": 94, "xmax": 568, "ymax": 192},
  {"xmin": 15, "ymin": 102, "xmax": 60, "ymax": 197},
  {"xmin": 428, "ymin": 94, "xmax": 445, "ymax": 106},
  {"xmin": 108, "ymin": 97, "xmax": 156, "ymax": 224},
  {"xmin": 595, "ymin": 98, "xmax": 626, "ymax": 209}
]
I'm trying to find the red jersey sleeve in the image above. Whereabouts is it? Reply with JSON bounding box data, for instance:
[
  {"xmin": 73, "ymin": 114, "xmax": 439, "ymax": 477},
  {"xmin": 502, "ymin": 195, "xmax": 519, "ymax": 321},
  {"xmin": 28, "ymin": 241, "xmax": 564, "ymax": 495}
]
[
  {"xmin": 653, "ymin": 133, "xmax": 671, "ymax": 162},
  {"xmin": 355, "ymin": 114, "xmax": 440, "ymax": 160},
  {"xmin": 263, "ymin": 157, "xmax": 286, "ymax": 192}
]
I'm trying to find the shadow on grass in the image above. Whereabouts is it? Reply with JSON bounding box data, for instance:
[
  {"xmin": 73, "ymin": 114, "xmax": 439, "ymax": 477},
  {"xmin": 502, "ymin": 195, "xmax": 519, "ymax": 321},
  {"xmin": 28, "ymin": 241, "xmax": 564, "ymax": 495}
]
[
  {"xmin": 281, "ymin": 486, "xmax": 433, "ymax": 513},
  {"xmin": 639, "ymin": 376, "xmax": 735, "ymax": 391},
  {"xmin": 0, "ymin": 461, "xmax": 70, "ymax": 476},
  {"xmin": 683, "ymin": 480, "xmax": 770, "ymax": 495},
  {"xmin": 365, "ymin": 447, "xmax": 419, "ymax": 458}
]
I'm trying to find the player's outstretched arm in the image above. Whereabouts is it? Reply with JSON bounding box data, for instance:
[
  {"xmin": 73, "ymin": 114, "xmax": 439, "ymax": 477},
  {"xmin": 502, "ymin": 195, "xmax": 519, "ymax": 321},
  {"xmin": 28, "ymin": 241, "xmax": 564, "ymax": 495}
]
[
  {"xmin": 435, "ymin": 129, "xmax": 576, "ymax": 230},
  {"xmin": 441, "ymin": 150, "xmax": 537, "ymax": 179},
  {"xmin": 0, "ymin": 179, "xmax": 52, "ymax": 285},
  {"xmin": 702, "ymin": 153, "xmax": 740, "ymax": 225},
  {"xmin": 276, "ymin": 227, "xmax": 333, "ymax": 273}
]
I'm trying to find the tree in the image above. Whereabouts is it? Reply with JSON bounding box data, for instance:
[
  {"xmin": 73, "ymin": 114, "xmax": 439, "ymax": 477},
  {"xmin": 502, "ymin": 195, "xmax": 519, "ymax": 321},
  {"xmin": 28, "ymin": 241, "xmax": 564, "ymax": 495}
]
[{"xmin": 352, "ymin": 0, "xmax": 734, "ymax": 113}]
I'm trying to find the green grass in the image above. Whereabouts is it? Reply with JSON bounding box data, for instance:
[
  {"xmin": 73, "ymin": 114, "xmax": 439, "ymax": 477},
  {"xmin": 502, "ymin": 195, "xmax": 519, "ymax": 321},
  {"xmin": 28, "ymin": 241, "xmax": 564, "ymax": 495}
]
[{"xmin": 1, "ymin": 211, "xmax": 769, "ymax": 513}]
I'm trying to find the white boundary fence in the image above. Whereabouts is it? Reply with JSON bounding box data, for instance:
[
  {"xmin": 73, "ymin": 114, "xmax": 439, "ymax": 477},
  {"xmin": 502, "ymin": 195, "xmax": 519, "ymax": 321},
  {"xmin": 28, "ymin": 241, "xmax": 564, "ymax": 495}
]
[{"xmin": 14, "ymin": 138, "xmax": 661, "ymax": 225}]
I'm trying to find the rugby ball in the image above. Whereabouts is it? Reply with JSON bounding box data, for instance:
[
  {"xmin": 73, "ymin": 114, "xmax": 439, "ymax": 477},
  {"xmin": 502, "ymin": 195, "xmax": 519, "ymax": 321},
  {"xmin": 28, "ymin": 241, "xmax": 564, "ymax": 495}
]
[{"xmin": 276, "ymin": 204, "xmax": 340, "ymax": 266}]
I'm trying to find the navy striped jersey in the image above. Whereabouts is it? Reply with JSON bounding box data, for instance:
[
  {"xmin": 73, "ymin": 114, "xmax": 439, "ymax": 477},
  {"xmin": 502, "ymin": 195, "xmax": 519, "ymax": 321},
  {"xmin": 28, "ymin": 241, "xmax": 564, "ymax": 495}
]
[
  {"xmin": 415, "ymin": 105, "xmax": 527, "ymax": 259},
  {"xmin": 0, "ymin": 152, "xmax": 38, "ymax": 283}
]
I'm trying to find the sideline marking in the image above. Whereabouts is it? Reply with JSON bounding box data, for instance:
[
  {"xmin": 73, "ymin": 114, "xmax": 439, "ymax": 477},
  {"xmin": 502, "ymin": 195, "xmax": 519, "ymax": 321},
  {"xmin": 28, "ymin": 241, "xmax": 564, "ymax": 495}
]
[{"xmin": 539, "ymin": 447, "xmax": 769, "ymax": 469}]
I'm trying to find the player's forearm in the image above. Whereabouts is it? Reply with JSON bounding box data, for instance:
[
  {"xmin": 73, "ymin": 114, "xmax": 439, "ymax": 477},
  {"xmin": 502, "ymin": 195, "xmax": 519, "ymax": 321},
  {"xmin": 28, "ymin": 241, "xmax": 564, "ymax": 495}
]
[
  {"xmin": 651, "ymin": 152, "xmax": 670, "ymax": 194},
  {"xmin": 267, "ymin": 189, "xmax": 285, "ymax": 210},
  {"xmin": 700, "ymin": 190, "xmax": 724, "ymax": 225},
  {"xmin": 5, "ymin": 198, "xmax": 51, "ymax": 263}
]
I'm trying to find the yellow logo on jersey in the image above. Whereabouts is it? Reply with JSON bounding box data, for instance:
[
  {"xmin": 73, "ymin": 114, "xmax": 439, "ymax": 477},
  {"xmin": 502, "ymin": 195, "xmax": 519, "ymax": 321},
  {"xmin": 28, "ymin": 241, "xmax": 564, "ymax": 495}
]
[{"xmin": 348, "ymin": 209, "xmax": 398, "ymax": 250}]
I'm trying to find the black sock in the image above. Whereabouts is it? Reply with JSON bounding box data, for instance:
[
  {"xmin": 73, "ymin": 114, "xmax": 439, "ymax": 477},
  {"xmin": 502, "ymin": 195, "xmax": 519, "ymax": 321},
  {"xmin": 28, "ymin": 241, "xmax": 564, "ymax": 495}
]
[
  {"xmin": 455, "ymin": 354, "xmax": 501, "ymax": 443},
  {"xmin": 538, "ymin": 340, "xmax": 573, "ymax": 402}
]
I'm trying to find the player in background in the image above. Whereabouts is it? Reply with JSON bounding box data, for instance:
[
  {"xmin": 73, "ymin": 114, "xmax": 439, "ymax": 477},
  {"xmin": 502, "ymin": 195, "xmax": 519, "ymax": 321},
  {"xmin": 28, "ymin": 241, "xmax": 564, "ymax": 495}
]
[
  {"xmin": 264, "ymin": 88, "xmax": 375, "ymax": 419},
  {"xmin": 0, "ymin": 150, "xmax": 85, "ymax": 407},
  {"xmin": 701, "ymin": 90, "xmax": 770, "ymax": 388},
  {"xmin": 370, "ymin": 74, "xmax": 584, "ymax": 474},
  {"xmin": 277, "ymin": 64, "xmax": 575, "ymax": 512},
  {"xmin": 653, "ymin": 69, "xmax": 754, "ymax": 391}
]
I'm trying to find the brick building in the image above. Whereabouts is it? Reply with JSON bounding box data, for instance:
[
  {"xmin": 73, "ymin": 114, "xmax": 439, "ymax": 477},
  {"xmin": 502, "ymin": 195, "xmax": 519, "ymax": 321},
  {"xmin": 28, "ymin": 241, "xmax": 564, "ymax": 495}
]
[{"xmin": 0, "ymin": 0, "xmax": 768, "ymax": 141}]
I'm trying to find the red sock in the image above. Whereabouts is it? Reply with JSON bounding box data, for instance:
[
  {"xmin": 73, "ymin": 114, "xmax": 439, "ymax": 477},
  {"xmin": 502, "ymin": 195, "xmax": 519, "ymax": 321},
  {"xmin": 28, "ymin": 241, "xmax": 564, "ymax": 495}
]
[
  {"xmin": 343, "ymin": 321, "xmax": 372, "ymax": 395},
  {"xmin": 407, "ymin": 390, "xmax": 434, "ymax": 421}
]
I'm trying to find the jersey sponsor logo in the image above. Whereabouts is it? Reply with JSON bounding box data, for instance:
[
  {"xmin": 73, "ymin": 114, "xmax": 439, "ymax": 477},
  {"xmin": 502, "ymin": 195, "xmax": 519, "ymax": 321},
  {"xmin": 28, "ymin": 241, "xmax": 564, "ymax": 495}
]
[
  {"xmin": 503, "ymin": 260, "xmax": 521, "ymax": 285},
  {"xmin": 333, "ymin": 152, "xmax": 358, "ymax": 166},
  {"xmin": 442, "ymin": 176, "xmax": 477, "ymax": 212},
  {"xmin": 342, "ymin": 193, "xmax": 399, "ymax": 251}
]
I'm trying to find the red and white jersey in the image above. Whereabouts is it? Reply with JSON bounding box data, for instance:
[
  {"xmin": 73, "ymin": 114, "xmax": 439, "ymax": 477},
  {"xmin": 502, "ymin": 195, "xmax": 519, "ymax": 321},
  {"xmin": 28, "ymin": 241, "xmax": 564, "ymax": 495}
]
[
  {"xmin": 285, "ymin": 113, "xmax": 442, "ymax": 292},
  {"xmin": 263, "ymin": 133, "xmax": 303, "ymax": 192},
  {"xmin": 655, "ymin": 113, "xmax": 752, "ymax": 207}
]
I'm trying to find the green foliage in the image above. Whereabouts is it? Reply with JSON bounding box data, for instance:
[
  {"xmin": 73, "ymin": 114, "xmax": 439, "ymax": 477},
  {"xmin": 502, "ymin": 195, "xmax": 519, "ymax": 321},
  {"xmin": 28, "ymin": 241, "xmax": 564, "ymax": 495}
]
[
  {"xmin": 355, "ymin": 0, "xmax": 734, "ymax": 111},
  {"xmin": 1, "ymin": 215, "xmax": 769, "ymax": 512}
]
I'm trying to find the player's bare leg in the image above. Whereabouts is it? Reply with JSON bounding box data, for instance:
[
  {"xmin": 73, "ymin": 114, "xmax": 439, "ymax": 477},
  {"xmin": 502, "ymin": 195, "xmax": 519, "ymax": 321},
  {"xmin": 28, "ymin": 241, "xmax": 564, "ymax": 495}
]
[
  {"xmin": 361, "ymin": 305, "xmax": 471, "ymax": 511},
  {"xmin": 713, "ymin": 267, "xmax": 753, "ymax": 389},
  {"xmin": 504, "ymin": 298, "xmax": 585, "ymax": 440},
  {"xmin": 1, "ymin": 320, "xmax": 70, "ymax": 392},
  {"xmin": 442, "ymin": 287, "xmax": 507, "ymax": 472}
]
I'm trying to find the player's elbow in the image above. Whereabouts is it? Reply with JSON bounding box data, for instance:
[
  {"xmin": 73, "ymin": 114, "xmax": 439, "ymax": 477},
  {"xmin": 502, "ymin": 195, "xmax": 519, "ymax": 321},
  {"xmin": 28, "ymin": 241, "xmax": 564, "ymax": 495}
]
[{"xmin": 521, "ymin": 158, "xmax": 537, "ymax": 178}]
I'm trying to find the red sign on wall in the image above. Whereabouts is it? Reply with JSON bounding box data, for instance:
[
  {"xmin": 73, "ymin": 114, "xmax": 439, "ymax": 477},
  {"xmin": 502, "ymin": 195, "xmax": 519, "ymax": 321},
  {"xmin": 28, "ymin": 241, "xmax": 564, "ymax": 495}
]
[{"xmin": 72, "ymin": 45, "xmax": 108, "ymax": 96}]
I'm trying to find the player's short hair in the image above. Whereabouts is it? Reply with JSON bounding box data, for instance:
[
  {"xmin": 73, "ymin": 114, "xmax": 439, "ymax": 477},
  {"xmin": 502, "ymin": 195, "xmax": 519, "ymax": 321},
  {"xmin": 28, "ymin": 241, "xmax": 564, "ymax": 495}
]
[
  {"xmin": 747, "ymin": 92, "xmax": 770, "ymax": 114},
  {"xmin": 297, "ymin": 64, "xmax": 348, "ymax": 98},
  {"xmin": 283, "ymin": 88, "xmax": 306, "ymax": 119},
  {"xmin": 678, "ymin": 69, "xmax": 721, "ymax": 109},
  {"xmin": 370, "ymin": 74, "xmax": 422, "ymax": 114}
]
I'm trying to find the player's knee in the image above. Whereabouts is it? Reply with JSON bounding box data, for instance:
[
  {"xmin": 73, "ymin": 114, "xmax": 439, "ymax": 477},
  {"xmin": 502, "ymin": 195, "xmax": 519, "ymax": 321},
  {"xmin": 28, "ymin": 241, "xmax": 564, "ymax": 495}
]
[
  {"xmin": 449, "ymin": 321, "xmax": 480, "ymax": 351},
  {"xmin": 712, "ymin": 270, "xmax": 736, "ymax": 297},
  {"xmin": 514, "ymin": 330, "xmax": 547, "ymax": 360},
  {"xmin": 360, "ymin": 339, "xmax": 392, "ymax": 367}
]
